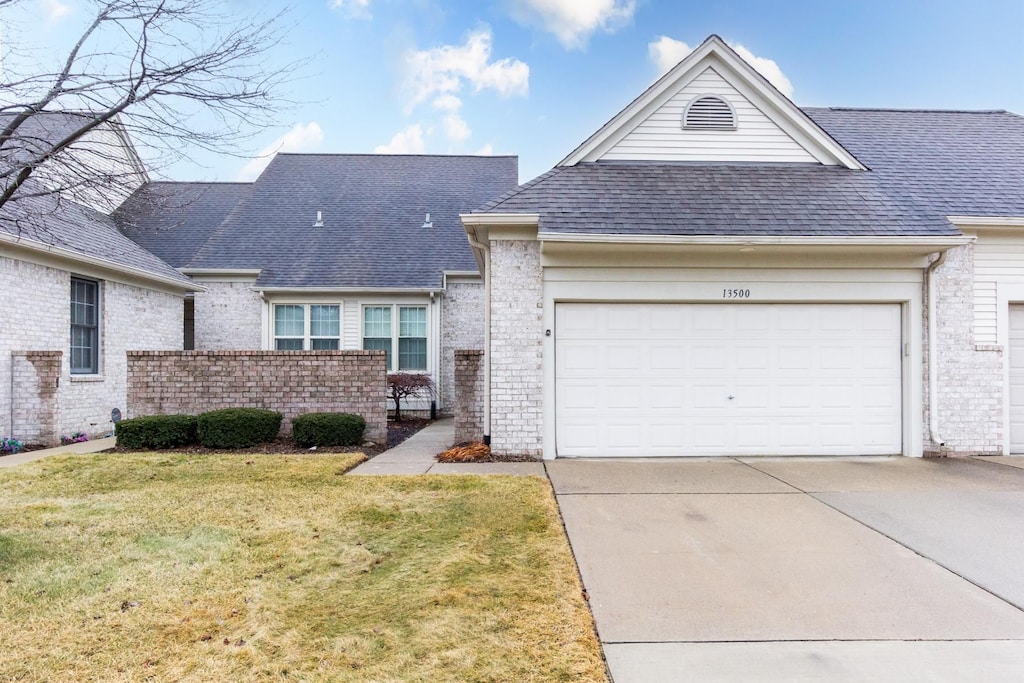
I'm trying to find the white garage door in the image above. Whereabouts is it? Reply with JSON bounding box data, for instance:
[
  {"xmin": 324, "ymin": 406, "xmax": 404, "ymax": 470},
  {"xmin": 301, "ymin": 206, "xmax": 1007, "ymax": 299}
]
[
  {"xmin": 556, "ymin": 303, "xmax": 903, "ymax": 457},
  {"xmin": 1008, "ymin": 305, "xmax": 1024, "ymax": 453}
]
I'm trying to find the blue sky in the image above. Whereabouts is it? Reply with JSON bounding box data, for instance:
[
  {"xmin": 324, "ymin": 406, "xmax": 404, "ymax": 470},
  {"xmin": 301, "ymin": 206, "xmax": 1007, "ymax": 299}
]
[{"xmin": 16, "ymin": 0, "xmax": 1024, "ymax": 183}]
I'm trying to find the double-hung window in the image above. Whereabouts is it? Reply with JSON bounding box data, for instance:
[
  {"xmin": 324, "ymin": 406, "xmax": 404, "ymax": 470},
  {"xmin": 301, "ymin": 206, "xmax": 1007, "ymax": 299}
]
[
  {"xmin": 362, "ymin": 305, "xmax": 427, "ymax": 371},
  {"xmin": 70, "ymin": 277, "xmax": 100, "ymax": 374},
  {"xmin": 273, "ymin": 304, "xmax": 340, "ymax": 350}
]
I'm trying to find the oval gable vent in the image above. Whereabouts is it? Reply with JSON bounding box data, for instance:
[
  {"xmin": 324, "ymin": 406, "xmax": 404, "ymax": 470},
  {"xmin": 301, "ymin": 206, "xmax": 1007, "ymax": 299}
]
[{"xmin": 683, "ymin": 95, "xmax": 736, "ymax": 130}]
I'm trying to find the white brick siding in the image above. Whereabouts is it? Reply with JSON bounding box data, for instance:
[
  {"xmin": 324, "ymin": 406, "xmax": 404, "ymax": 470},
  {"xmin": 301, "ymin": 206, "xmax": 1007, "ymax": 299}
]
[
  {"xmin": 440, "ymin": 279, "xmax": 484, "ymax": 416},
  {"xmin": 488, "ymin": 240, "xmax": 544, "ymax": 456},
  {"xmin": 1, "ymin": 255, "xmax": 182, "ymax": 442},
  {"xmin": 925, "ymin": 244, "xmax": 1004, "ymax": 454},
  {"xmin": 192, "ymin": 280, "xmax": 263, "ymax": 349}
]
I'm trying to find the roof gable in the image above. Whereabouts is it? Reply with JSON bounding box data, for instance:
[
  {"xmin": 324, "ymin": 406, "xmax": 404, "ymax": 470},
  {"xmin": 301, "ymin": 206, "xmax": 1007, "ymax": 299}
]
[{"xmin": 559, "ymin": 35, "xmax": 865, "ymax": 170}]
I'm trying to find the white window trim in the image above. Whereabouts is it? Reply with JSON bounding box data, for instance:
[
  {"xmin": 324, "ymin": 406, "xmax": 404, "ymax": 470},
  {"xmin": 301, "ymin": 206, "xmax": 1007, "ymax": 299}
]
[
  {"xmin": 361, "ymin": 303, "xmax": 429, "ymax": 372},
  {"xmin": 272, "ymin": 303, "xmax": 341, "ymax": 350},
  {"xmin": 70, "ymin": 276, "xmax": 103, "ymax": 376}
]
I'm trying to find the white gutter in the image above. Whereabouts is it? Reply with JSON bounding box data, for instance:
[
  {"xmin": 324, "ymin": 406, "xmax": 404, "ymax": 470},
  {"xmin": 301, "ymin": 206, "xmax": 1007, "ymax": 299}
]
[
  {"xmin": 465, "ymin": 226, "xmax": 491, "ymax": 445},
  {"xmin": 538, "ymin": 232, "xmax": 974, "ymax": 247},
  {"xmin": 180, "ymin": 268, "xmax": 262, "ymax": 277},
  {"xmin": 255, "ymin": 286, "xmax": 439, "ymax": 294},
  {"xmin": 946, "ymin": 216, "xmax": 1024, "ymax": 228},
  {"xmin": 0, "ymin": 231, "xmax": 200, "ymax": 292},
  {"xmin": 926, "ymin": 250, "xmax": 949, "ymax": 448}
]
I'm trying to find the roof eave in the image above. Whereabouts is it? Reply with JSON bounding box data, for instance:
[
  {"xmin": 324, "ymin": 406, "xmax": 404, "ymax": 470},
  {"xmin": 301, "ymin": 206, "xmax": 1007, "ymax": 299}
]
[
  {"xmin": 0, "ymin": 231, "xmax": 200, "ymax": 292},
  {"xmin": 538, "ymin": 231, "xmax": 971, "ymax": 254}
]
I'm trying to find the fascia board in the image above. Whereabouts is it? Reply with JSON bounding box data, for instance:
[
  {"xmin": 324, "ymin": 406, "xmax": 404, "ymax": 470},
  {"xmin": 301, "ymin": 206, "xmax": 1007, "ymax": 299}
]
[
  {"xmin": 947, "ymin": 216, "xmax": 1024, "ymax": 228},
  {"xmin": 0, "ymin": 231, "xmax": 199, "ymax": 292},
  {"xmin": 538, "ymin": 232, "xmax": 973, "ymax": 247}
]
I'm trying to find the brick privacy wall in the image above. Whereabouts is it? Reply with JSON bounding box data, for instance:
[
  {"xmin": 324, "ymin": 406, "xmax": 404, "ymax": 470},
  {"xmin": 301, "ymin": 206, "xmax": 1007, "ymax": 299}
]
[
  {"xmin": 925, "ymin": 243, "xmax": 1004, "ymax": 455},
  {"xmin": 488, "ymin": 240, "xmax": 544, "ymax": 457},
  {"xmin": 1, "ymin": 256, "xmax": 182, "ymax": 442},
  {"xmin": 10, "ymin": 351, "xmax": 61, "ymax": 444},
  {"xmin": 454, "ymin": 350, "xmax": 484, "ymax": 444},
  {"xmin": 193, "ymin": 280, "xmax": 263, "ymax": 350},
  {"xmin": 127, "ymin": 350, "xmax": 387, "ymax": 442},
  {"xmin": 440, "ymin": 280, "xmax": 485, "ymax": 416}
]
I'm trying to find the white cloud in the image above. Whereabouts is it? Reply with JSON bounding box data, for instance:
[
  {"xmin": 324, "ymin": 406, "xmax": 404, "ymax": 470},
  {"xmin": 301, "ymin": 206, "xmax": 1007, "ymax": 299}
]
[
  {"xmin": 237, "ymin": 122, "xmax": 324, "ymax": 181},
  {"xmin": 432, "ymin": 94, "xmax": 463, "ymax": 113},
  {"xmin": 329, "ymin": 0, "xmax": 371, "ymax": 19},
  {"xmin": 475, "ymin": 143, "xmax": 495, "ymax": 155},
  {"xmin": 374, "ymin": 124, "xmax": 426, "ymax": 154},
  {"xmin": 648, "ymin": 36, "xmax": 691, "ymax": 75},
  {"xmin": 648, "ymin": 36, "xmax": 794, "ymax": 98},
  {"xmin": 730, "ymin": 43, "xmax": 793, "ymax": 98},
  {"xmin": 403, "ymin": 27, "xmax": 529, "ymax": 112},
  {"xmin": 509, "ymin": 0, "xmax": 635, "ymax": 50},
  {"xmin": 41, "ymin": 0, "xmax": 72, "ymax": 22},
  {"xmin": 443, "ymin": 113, "xmax": 471, "ymax": 143}
]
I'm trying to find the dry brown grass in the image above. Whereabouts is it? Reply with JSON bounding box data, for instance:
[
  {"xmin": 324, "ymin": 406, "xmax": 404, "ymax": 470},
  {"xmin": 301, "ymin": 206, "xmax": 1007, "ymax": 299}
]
[
  {"xmin": 436, "ymin": 442, "xmax": 491, "ymax": 462},
  {"xmin": 0, "ymin": 452, "xmax": 606, "ymax": 682}
]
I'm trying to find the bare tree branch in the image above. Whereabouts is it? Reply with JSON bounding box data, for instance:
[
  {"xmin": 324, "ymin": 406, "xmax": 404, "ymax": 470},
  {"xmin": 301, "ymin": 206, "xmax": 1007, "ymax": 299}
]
[{"xmin": 0, "ymin": 0, "xmax": 302, "ymax": 236}]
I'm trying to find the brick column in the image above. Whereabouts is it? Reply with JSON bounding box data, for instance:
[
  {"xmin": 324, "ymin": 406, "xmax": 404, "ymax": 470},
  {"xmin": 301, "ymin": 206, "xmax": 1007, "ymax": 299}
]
[
  {"xmin": 454, "ymin": 350, "xmax": 484, "ymax": 444},
  {"xmin": 11, "ymin": 351, "xmax": 61, "ymax": 445}
]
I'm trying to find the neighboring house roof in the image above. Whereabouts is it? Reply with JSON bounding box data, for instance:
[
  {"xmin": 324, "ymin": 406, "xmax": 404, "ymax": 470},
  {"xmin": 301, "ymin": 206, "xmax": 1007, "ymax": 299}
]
[
  {"xmin": 476, "ymin": 108, "xmax": 1024, "ymax": 237},
  {"xmin": 804, "ymin": 108, "xmax": 1024, "ymax": 221},
  {"xmin": 114, "ymin": 182, "xmax": 252, "ymax": 268},
  {"xmin": 0, "ymin": 179, "xmax": 195, "ymax": 288},
  {"xmin": 184, "ymin": 154, "xmax": 518, "ymax": 289}
]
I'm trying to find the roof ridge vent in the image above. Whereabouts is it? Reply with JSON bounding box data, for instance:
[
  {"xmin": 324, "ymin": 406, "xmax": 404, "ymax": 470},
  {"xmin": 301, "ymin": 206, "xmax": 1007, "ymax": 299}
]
[
  {"xmin": 683, "ymin": 95, "xmax": 737, "ymax": 130},
  {"xmin": 422, "ymin": 212, "xmax": 432, "ymax": 228}
]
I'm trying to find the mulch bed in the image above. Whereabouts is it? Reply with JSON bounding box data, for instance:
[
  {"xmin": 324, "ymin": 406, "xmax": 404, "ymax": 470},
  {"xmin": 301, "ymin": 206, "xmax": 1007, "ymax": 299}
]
[{"xmin": 104, "ymin": 418, "xmax": 432, "ymax": 457}]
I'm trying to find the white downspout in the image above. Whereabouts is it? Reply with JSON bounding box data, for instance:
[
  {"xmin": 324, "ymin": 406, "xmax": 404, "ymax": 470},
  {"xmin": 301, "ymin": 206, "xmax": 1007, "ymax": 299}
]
[
  {"xmin": 466, "ymin": 227, "xmax": 491, "ymax": 444},
  {"xmin": 927, "ymin": 250, "xmax": 948, "ymax": 448}
]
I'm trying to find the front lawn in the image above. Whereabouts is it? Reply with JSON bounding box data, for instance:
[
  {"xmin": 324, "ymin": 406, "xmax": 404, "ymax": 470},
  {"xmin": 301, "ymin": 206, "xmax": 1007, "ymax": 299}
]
[{"xmin": 0, "ymin": 453, "xmax": 606, "ymax": 682}]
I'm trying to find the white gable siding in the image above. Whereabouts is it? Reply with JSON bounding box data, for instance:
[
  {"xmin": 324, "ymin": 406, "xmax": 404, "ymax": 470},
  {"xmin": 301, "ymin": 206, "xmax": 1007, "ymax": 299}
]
[
  {"xmin": 343, "ymin": 299, "xmax": 360, "ymax": 349},
  {"xmin": 973, "ymin": 232, "xmax": 1024, "ymax": 344},
  {"xmin": 599, "ymin": 67, "xmax": 817, "ymax": 164},
  {"xmin": 34, "ymin": 122, "xmax": 146, "ymax": 215}
]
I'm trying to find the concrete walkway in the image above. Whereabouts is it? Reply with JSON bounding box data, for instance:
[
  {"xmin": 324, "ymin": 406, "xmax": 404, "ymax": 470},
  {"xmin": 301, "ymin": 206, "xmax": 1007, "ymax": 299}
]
[
  {"xmin": 347, "ymin": 418, "xmax": 545, "ymax": 476},
  {"xmin": 0, "ymin": 436, "xmax": 116, "ymax": 468},
  {"xmin": 549, "ymin": 456, "xmax": 1024, "ymax": 682}
]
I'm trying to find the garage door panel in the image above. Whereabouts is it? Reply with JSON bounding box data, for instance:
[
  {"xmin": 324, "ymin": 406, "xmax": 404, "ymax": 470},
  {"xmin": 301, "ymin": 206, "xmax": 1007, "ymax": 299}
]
[{"xmin": 556, "ymin": 303, "xmax": 903, "ymax": 457}]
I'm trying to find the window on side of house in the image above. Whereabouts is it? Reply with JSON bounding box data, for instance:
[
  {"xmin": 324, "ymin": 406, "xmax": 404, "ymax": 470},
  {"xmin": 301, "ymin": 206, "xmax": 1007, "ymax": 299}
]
[
  {"xmin": 70, "ymin": 277, "xmax": 100, "ymax": 374},
  {"xmin": 273, "ymin": 304, "xmax": 340, "ymax": 350},
  {"xmin": 362, "ymin": 305, "xmax": 392, "ymax": 368},
  {"xmin": 309, "ymin": 305, "xmax": 340, "ymax": 350},
  {"xmin": 362, "ymin": 305, "xmax": 428, "ymax": 371},
  {"xmin": 398, "ymin": 306, "xmax": 427, "ymax": 371}
]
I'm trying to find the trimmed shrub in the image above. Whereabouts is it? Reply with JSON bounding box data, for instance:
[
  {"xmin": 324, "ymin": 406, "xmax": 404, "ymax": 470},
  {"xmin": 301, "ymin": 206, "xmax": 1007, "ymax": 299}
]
[
  {"xmin": 292, "ymin": 412, "xmax": 366, "ymax": 448},
  {"xmin": 116, "ymin": 415, "xmax": 197, "ymax": 450},
  {"xmin": 197, "ymin": 408, "xmax": 282, "ymax": 449}
]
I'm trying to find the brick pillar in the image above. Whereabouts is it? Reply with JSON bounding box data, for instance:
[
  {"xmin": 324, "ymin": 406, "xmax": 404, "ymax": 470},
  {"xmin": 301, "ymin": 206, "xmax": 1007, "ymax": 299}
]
[
  {"xmin": 11, "ymin": 351, "xmax": 62, "ymax": 445},
  {"xmin": 454, "ymin": 350, "xmax": 484, "ymax": 445}
]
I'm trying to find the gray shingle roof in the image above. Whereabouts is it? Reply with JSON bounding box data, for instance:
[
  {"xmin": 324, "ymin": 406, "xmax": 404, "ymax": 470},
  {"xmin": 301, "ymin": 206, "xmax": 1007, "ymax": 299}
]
[
  {"xmin": 186, "ymin": 154, "xmax": 518, "ymax": 288},
  {"xmin": 0, "ymin": 180, "xmax": 195, "ymax": 286},
  {"xmin": 804, "ymin": 108, "xmax": 1024, "ymax": 220},
  {"xmin": 478, "ymin": 109, "xmax": 1024, "ymax": 237},
  {"xmin": 114, "ymin": 182, "xmax": 252, "ymax": 268}
]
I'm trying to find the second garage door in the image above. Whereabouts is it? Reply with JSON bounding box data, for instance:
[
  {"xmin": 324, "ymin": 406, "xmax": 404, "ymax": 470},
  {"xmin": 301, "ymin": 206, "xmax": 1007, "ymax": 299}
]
[{"xmin": 555, "ymin": 303, "xmax": 903, "ymax": 457}]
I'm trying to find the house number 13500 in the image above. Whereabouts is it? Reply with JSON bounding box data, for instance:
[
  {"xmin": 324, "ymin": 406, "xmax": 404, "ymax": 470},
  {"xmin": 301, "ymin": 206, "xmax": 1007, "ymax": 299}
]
[{"xmin": 723, "ymin": 288, "xmax": 751, "ymax": 299}]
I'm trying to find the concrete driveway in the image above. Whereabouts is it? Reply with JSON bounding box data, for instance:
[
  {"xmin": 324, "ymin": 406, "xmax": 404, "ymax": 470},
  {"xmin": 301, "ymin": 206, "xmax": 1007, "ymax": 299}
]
[{"xmin": 547, "ymin": 456, "xmax": 1024, "ymax": 682}]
